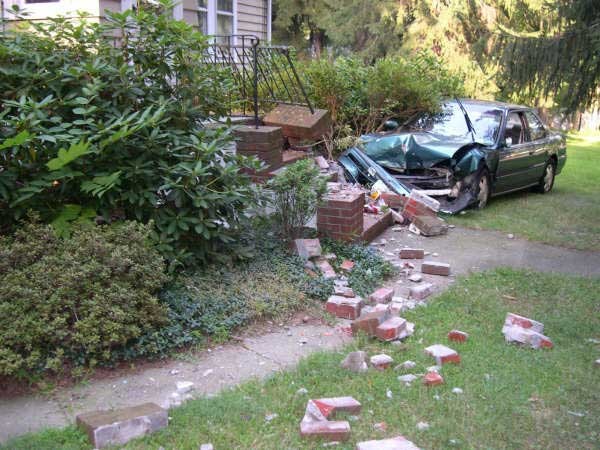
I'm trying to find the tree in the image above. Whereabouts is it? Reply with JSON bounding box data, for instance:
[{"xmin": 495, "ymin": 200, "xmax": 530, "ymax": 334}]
[{"xmin": 494, "ymin": 0, "xmax": 600, "ymax": 112}]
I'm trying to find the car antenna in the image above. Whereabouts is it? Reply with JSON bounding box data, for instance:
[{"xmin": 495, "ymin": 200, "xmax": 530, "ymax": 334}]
[{"xmin": 455, "ymin": 97, "xmax": 476, "ymax": 143}]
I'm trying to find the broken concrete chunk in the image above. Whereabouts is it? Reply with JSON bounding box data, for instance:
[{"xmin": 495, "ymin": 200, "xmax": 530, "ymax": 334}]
[
  {"xmin": 425, "ymin": 344, "xmax": 461, "ymax": 365},
  {"xmin": 399, "ymin": 248, "xmax": 425, "ymax": 259},
  {"xmin": 409, "ymin": 283, "xmax": 434, "ymax": 300},
  {"xmin": 408, "ymin": 273, "xmax": 423, "ymax": 283},
  {"xmin": 397, "ymin": 374, "xmax": 419, "ymax": 384},
  {"xmin": 448, "ymin": 330, "xmax": 469, "ymax": 343},
  {"xmin": 370, "ymin": 354, "xmax": 393, "ymax": 370},
  {"xmin": 299, "ymin": 420, "xmax": 351, "ymax": 442},
  {"xmin": 295, "ymin": 238, "xmax": 322, "ymax": 261},
  {"xmin": 369, "ymin": 287, "xmax": 394, "ymax": 304},
  {"xmin": 175, "ymin": 381, "xmax": 194, "ymax": 394},
  {"xmin": 421, "ymin": 261, "xmax": 451, "ymax": 276},
  {"xmin": 412, "ymin": 215, "xmax": 448, "ymax": 236},
  {"xmin": 334, "ymin": 286, "xmax": 355, "ymax": 298},
  {"xmin": 376, "ymin": 317, "xmax": 407, "ymax": 341},
  {"xmin": 356, "ymin": 435, "xmax": 421, "ymax": 450},
  {"xmin": 341, "ymin": 351, "xmax": 369, "ymax": 373},
  {"xmin": 423, "ymin": 371, "xmax": 444, "ymax": 386},
  {"xmin": 315, "ymin": 155, "xmax": 330, "ymax": 170},
  {"xmin": 76, "ymin": 403, "xmax": 167, "ymax": 449},
  {"xmin": 396, "ymin": 360, "xmax": 417, "ymax": 371},
  {"xmin": 315, "ymin": 258, "xmax": 337, "ymax": 279}
]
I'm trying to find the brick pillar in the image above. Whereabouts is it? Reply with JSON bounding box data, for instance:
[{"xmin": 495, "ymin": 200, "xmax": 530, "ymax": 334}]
[
  {"xmin": 233, "ymin": 125, "xmax": 284, "ymax": 172},
  {"xmin": 317, "ymin": 190, "xmax": 364, "ymax": 241}
]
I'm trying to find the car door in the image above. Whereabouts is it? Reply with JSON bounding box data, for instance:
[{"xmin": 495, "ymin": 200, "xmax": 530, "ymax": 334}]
[
  {"xmin": 522, "ymin": 110, "xmax": 550, "ymax": 180},
  {"xmin": 495, "ymin": 111, "xmax": 535, "ymax": 192}
]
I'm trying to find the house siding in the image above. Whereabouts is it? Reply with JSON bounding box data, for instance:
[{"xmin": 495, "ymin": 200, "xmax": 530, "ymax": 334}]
[{"xmin": 237, "ymin": 0, "xmax": 268, "ymax": 41}]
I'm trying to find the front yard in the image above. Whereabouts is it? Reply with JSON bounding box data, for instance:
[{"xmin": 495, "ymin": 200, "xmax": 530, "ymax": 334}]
[
  {"xmin": 6, "ymin": 268, "xmax": 599, "ymax": 449},
  {"xmin": 448, "ymin": 135, "xmax": 600, "ymax": 251}
]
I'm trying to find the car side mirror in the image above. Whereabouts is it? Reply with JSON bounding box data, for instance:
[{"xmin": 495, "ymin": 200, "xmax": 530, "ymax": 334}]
[
  {"xmin": 505, "ymin": 137, "xmax": 513, "ymax": 147},
  {"xmin": 382, "ymin": 120, "xmax": 399, "ymax": 131}
]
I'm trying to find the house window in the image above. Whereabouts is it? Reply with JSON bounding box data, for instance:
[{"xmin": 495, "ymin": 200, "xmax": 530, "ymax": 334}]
[
  {"xmin": 197, "ymin": 0, "xmax": 208, "ymax": 34},
  {"xmin": 193, "ymin": 0, "xmax": 236, "ymax": 38},
  {"xmin": 216, "ymin": 0, "xmax": 233, "ymax": 36}
]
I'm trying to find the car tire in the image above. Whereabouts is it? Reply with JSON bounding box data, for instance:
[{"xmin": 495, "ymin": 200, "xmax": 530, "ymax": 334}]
[
  {"xmin": 536, "ymin": 160, "xmax": 556, "ymax": 194},
  {"xmin": 474, "ymin": 168, "xmax": 491, "ymax": 209}
]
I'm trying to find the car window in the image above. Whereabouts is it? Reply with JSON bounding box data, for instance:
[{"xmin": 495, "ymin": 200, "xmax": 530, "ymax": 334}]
[
  {"xmin": 504, "ymin": 112, "xmax": 526, "ymax": 146},
  {"xmin": 524, "ymin": 111, "xmax": 547, "ymax": 141}
]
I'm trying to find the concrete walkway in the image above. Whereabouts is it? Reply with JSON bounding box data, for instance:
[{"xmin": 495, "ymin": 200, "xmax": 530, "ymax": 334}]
[{"xmin": 1, "ymin": 226, "xmax": 599, "ymax": 444}]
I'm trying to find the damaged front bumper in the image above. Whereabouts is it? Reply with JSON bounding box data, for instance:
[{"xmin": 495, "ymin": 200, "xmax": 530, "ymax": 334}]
[{"xmin": 338, "ymin": 147, "xmax": 479, "ymax": 214}]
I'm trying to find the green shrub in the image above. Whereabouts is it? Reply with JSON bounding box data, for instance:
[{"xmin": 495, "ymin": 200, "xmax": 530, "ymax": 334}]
[
  {"xmin": 0, "ymin": 2, "xmax": 261, "ymax": 267},
  {"xmin": 268, "ymin": 159, "xmax": 327, "ymax": 240},
  {"xmin": 0, "ymin": 218, "xmax": 168, "ymax": 378},
  {"xmin": 300, "ymin": 53, "xmax": 464, "ymax": 154}
]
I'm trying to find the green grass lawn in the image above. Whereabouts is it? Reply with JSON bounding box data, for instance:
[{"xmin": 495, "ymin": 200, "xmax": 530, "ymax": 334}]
[
  {"xmin": 6, "ymin": 269, "xmax": 599, "ymax": 449},
  {"xmin": 447, "ymin": 135, "xmax": 600, "ymax": 251}
]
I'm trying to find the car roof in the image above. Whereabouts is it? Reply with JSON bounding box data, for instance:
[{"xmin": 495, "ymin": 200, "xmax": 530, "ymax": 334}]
[{"xmin": 452, "ymin": 98, "xmax": 530, "ymax": 111}]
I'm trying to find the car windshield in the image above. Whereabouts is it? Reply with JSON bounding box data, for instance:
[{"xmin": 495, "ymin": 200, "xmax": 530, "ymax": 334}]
[{"xmin": 401, "ymin": 102, "xmax": 503, "ymax": 145}]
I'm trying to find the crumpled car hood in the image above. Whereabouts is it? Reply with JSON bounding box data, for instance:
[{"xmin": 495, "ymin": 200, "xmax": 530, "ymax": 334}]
[{"xmin": 360, "ymin": 132, "xmax": 471, "ymax": 171}]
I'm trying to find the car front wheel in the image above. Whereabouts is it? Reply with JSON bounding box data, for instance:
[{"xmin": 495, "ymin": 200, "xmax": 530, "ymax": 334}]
[
  {"xmin": 536, "ymin": 161, "xmax": 555, "ymax": 194},
  {"xmin": 475, "ymin": 168, "xmax": 491, "ymax": 209}
]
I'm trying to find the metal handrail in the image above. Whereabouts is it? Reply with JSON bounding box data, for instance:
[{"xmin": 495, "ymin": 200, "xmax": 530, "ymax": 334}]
[{"xmin": 205, "ymin": 34, "xmax": 314, "ymax": 128}]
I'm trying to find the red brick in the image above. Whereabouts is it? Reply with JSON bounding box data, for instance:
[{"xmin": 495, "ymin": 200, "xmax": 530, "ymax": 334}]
[
  {"xmin": 504, "ymin": 313, "xmax": 544, "ymax": 333},
  {"xmin": 376, "ymin": 317, "xmax": 408, "ymax": 341},
  {"xmin": 423, "ymin": 371, "xmax": 444, "ymax": 386},
  {"xmin": 448, "ymin": 330, "xmax": 469, "ymax": 343},
  {"xmin": 425, "ymin": 344, "xmax": 460, "ymax": 365},
  {"xmin": 351, "ymin": 310, "xmax": 391, "ymax": 336},
  {"xmin": 233, "ymin": 125, "xmax": 283, "ymax": 143},
  {"xmin": 369, "ymin": 287, "xmax": 394, "ymax": 304},
  {"xmin": 314, "ymin": 397, "xmax": 362, "ymax": 415},
  {"xmin": 399, "ymin": 248, "xmax": 425, "ymax": 259},
  {"xmin": 315, "ymin": 155, "xmax": 330, "ymax": 170},
  {"xmin": 337, "ymin": 298, "xmax": 363, "ymax": 320},
  {"xmin": 299, "ymin": 420, "xmax": 351, "ymax": 441},
  {"xmin": 421, "ymin": 261, "xmax": 451, "ymax": 276},
  {"xmin": 315, "ymin": 258, "xmax": 337, "ymax": 279},
  {"xmin": 380, "ymin": 192, "xmax": 407, "ymax": 209},
  {"xmin": 340, "ymin": 260, "xmax": 355, "ymax": 272},
  {"xmin": 412, "ymin": 215, "xmax": 448, "ymax": 236}
]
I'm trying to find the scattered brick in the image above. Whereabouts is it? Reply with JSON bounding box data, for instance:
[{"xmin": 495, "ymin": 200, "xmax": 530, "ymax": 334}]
[
  {"xmin": 425, "ymin": 344, "xmax": 461, "ymax": 365},
  {"xmin": 334, "ymin": 286, "xmax": 355, "ymax": 298},
  {"xmin": 397, "ymin": 374, "xmax": 419, "ymax": 384},
  {"xmin": 315, "ymin": 155, "xmax": 330, "ymax": 170},
  {"xmin": 315, "ymin": 258, "xmax": 337, "ymax": 279},
  {"xmin": 340, "ymin": 259, "xmax": 355, "ymax": 272},
  {"xmin": 380, "ymin": 192, "xmax": 407, "ymax": 209},
  {"xmin": 448, "ymin": 330, "xmax": 469, "ymax": 343},
  {"xmin": 409, "ymin": 283, "xmax": 434, "ymax": 300},
  {"xmin": 376, "ymin": 317, "xmax": 407, "ymax": 341},
  {"xmin": 314, "ymin": 397, "xmax": 362, "ymax": 415},
  {"xmin": 503, "ymin": 326, "xmax": 553, "ymax": 349},
  {"xmin": 351, "ymin": 309, "xmax": 391, "ymax": 336},
  {"xmin": 299, "ymin": 420, "xmax": 351, "ymax": 441},
  {"xmin": 421, "ymin": 261, "xmax": 451, "ymax": 276},
  {"xmin": 402, "ymin": 190, "xmax": 439, "ymax": 222},
  {"xmin": 502, "ymin": 312, "xmax": 553, "ymax": 349},
  {"xmin": 408, "ymin": 273, "xmax": 422, "ymax": 283},
  {"xmin": 369, "ymin": 287, "xmax": 394, "ymax": 304},
  {"xmin": 341, "ymin": 351, "xmax": 368, "ymax": 373},
  {"xmin": 504, "ymin": 312, "xmax": 544, "ymax": 333},
  {"xmin": 370, "ymin": 354, "xmax": 393, "ymax": 370},
  {"xmin": 399, "ymin": 248, "xmax": 425, "ymax": 259},
  {"xmin": 423, "ymin": 371, "xmax": 444, "ymax": 386},
  {"xmin": 294, "ymin": 238, "xmax": 322, "ymax": 261},
  {"xmin": 325, "ymin": 296, "xmax": 363, "ymax": 320},
  {"xmin": 76, "ymin": 403, "xmax": 167, "ymax": 449},
  {"xmin": 396, "ymin": 360, "xmax": 417, "ymax": 371}
]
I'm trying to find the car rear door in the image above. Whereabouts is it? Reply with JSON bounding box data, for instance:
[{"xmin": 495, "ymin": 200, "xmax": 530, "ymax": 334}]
[
  {"xmin": 522, "ymin": 110, "xmax": 551, "ymax": 180},
  {"xmin": 495, "ymin": 110, "xmax": 535, "ymax": 192}
]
